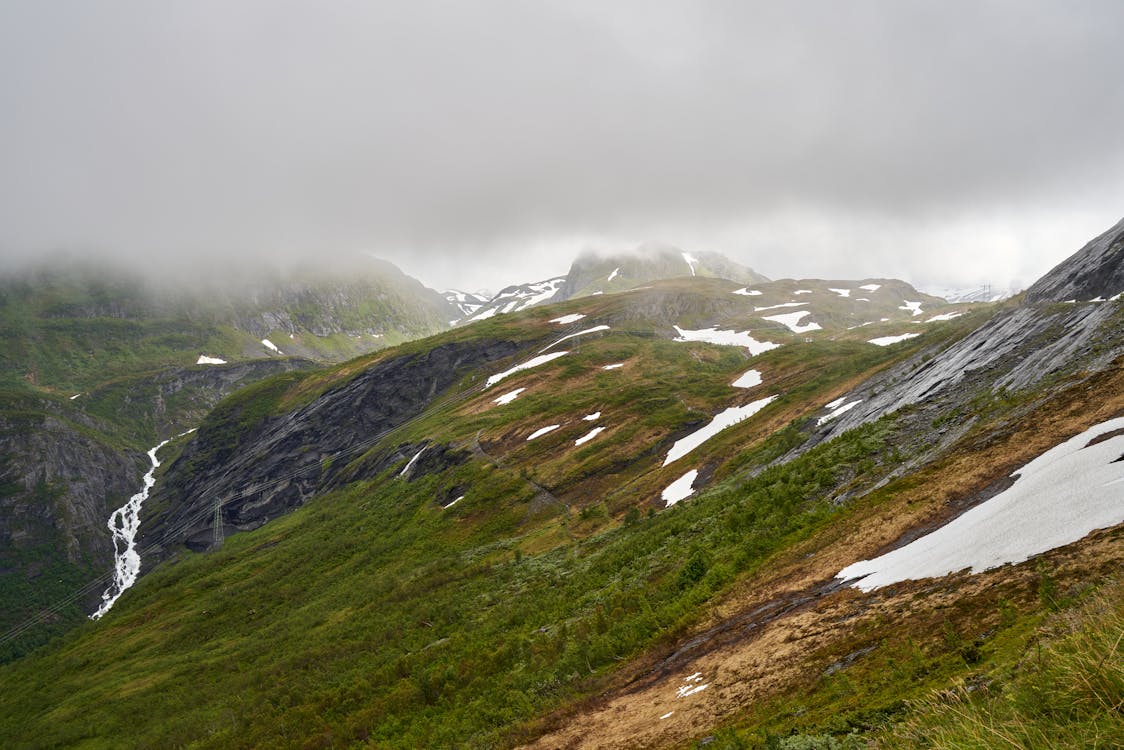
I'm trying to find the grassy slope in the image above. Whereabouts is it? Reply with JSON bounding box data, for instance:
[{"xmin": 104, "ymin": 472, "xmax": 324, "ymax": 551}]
[{"xmin": 0, "ymin": 282, "xmax": 983, "ymax": 747}]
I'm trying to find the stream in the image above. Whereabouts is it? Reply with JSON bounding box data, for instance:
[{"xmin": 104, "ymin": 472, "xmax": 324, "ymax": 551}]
[{"xmin": 90, "ymin": 429, "xmax": 194, "ymax": 620}]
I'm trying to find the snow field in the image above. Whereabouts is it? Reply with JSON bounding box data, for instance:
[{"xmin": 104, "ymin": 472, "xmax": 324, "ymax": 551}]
[
  {"xmin": 731, "ymin": 369, "xmax": 763, "ymax": 389},
  {"xmin": 829, "ymin": 288, "xmax": 851, "ymax": 297},
  {"xmin": 261, "ymin": 338, "xmax": 282, "ymax": 353},
  {"xmin": 663, "ymin": 396, "xmax": 778, "ymax": 466},
  {"xmin": 733, "ymin": 288, "xmax": 763, "ymax": 296},
  {"xmin": 763, "ymin": 310, "xmax": 822, "ymax": 334},
  {"xmin": 673, "ymin": 326, "xmax": 779, "ymax": 356},
  {"xmin": 662, "ymin": 469, "xmax": 698, "ymax": 506},
  {"xmin": 493, "ymin": 388, "xmax": 526, "ymax": 405},
  {"xmin": 838, "ymin": 416, "xmax": 1124, "ymax": 591},
  {"xmin": 868, "ymin": 333, "xmax": 920, "ymax": 346},
  {"xmin": 527, "ymin": 424, "xmax": 561, "ymax": 441},
  {"xmin": 574, "ymin": 427, "xmax": 605, "ymax": 446},
  {"xmin": 196, "ymin": 355, "xmax": 227, "ymax": 365},
  {"xmin": 550, "ymin": 313, "xmax": 586, "ymax": 324},
  {"xmin": 818, "ymin": 398, "xmax": 863, "ymax": 426},
  {"xmin": 539, "ymin": 325, "xmax": 610, "ymax": 353},
  {"xmin": 485, "ymin": 351, "xmax": 569, "ymax": 387}
]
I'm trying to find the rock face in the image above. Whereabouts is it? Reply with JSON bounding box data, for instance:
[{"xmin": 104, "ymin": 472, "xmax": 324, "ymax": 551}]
[
  {"xmin": 142, "ymin": 337, "xmax": 531, "ymax": 555},
  {"xmin": 799, "ymin": 215, "xmax": 1124, "ymax": 471},
  {"xmin": 1024, "ymin": 217, "xmax": 1124, "ymax": 304}
]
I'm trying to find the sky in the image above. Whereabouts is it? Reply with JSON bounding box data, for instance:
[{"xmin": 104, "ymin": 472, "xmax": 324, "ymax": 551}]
[{"xmin": 2, "ymin": 1, "xmax": 1123, "ymax": 294}]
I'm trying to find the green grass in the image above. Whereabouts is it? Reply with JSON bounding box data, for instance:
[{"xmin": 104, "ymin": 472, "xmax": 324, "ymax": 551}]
[{"xmin": 0, "ymin": 408, "xmax": 905, "ymax": 749}]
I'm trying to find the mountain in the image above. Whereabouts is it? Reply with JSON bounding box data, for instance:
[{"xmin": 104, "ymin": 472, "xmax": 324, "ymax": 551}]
[
  {"xmin": 0, "ymin": 221, "xmax": 1121, "ymax": 749},
  {"xmin": 552, "ymin": 243, "xmax": 770, "ymax": 301},
  {"xmin": 0, "ymin": 258, "xmax": 459, "ymax": 655},
  {"xmin": 448, "ymin": 244, "xmax": 768, "ymax": 325}
]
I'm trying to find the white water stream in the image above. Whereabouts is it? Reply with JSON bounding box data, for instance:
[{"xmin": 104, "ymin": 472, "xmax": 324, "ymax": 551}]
[{"xmin": 91, "ymin": 429, "xmax": 195, "ymax": 620}]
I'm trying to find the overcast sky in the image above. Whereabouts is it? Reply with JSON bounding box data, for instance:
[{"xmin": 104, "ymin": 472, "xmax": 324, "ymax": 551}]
[{"xmin": 2, "ymin": 1, "xmax": 1123, "ymax": 293}]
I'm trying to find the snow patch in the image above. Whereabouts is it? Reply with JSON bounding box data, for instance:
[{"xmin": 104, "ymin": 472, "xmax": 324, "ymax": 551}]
[
  {"xmin": 925, "ymin": 312, "xmax": 964, "ymax": 322},
  {"xmin": 607, "ymin": 267, "xmax": 620, "ymax": 282},
  {"xmin": 69, "ymin": 393, "xmax": 82, "ymax": 400},
  {"xmin": 674, "ymin": 326, "xmax": 779, "ymax": 356},
  {"xmin": 662, "ymin": 469, "xmax": 698, "ymax": 506},
  {"xmin": 663, "ymin": 396, "xmax": 778, "ymax": 465},
  {"xmin": 676, "ymin": 673, "xmax": 709, "ymax": 698},
  {"xmin": 493, "ymin": 388, "xmax": 526, "ymax": 405},
  {"xmin": 763, "ymin": 310, "xmax": 822, "ymax": 334},
  {"xmin": 829, "ymin": 288, "xmax": 851, "ymax": 298},
  {"xmin": 574, "ymin": 426, "xmax": 605, "ymax": 446},
  {"xmin": 839, "ymin": 416, "xmax": 1124, "ymax": 591},
  {"xmin": 868, "ymin": 333, "xmax": 921, "ymax": 346},
  {"xmin": 196, "ymin": 355, "xmax": 227, "ymax": 365},
  {"xmin": 733, "ymin": 288, "xmax": 763, "ymax": 296},
  {"xmin": 540, "ymin": 325, "xmax": 610, "ymax": 354},
  {"xmin": 794, "ymin": 289, "xmax": 813, "ymax": 295},
  {"xmin": 754, "ymin": 302, "xmax": 808, "ymax": 312},
  {"xmin": 602, "ymin": 363, "xmax": 625, "ymax": 370},
  {"xmin": 527, "ymin": 424, "xmax": 560, "ymax": 441},
  {"xmin": 899, "ymin": 301, "xmax": 924, "ymax": 316},
  {"xmin": 818, "ymin": 399, "xmax": 863, "ymax": 426},
  {"xmin": 261, "ymin": 338, "xmax": 282, "ymax": 354},
  {"xmin": 583, "ymin": 412, "xmax": 601, "ymax": 421},
  {"xmin": 550, "ymin": 313, "xmax": 586, "ymax": 325},
  {"xmin": 659, "ymin": 712, "xmax": 674, "ymax": 720},
  {"xmin": 486, "ymin": 351, "xmax": 569, "ymax": 388},
  {"xmin": 444, "ymin": 495, "xmax": 464, "ymax": 509},
  {"xmin": 860, "ymin": 284, "xmax": 882, "ymax": 292},
  {"xmin": 731, "ymin": 369, "xmax": 763, "ymax": 389}
]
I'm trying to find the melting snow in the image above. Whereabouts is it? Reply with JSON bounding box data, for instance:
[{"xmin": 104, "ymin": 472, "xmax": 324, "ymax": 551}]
[
  {"xmin": 486, "ymin": 351, "xmax": 569, "ymax": 387},
  {"xmin": 673, "ymin": 326, "xmax": 780, "ymax": 356},
  {"xmin": 754, "ymin": 302, "xmax": 808, "ymax": 312},
  {"xmin": 818, "ymin": 399, "xmax": 863, "ymax": 426},
  {"xmin": 261, "ymin": 338, "xmax": 281, "ymax": 354},
  {"xmin": 676, "ymin": 672, "xmax": 709, "ymax": 698},
  {"xmin": 574, "ymin": 427, "xmax": 605, "ymax": 446},
  {"xmin": 733, "ymin": 288, "xmax": 763, "ymax": 296},
  {"xmin": 196, "ymin": 355, "xmax": 227, "ymax": 365},
  {"xmin": 839, "ymin": 416, "xmax": 1124, "ymax": 592},
  {"xmin": 662, "ymin": 469, "xmax": 699, "ymax": 506},
  {"xmin": 583, "ymin": 412, "xmax": 601, "ymax": 421},
  {"xmin": 731, "ymin": 369, "xmax": 763, "ymax": 389},
  {"xmin": 824, "ymin": 396, "xmax": 848, "ymax": 410},
  {"xmin": 493, "ymin": 388, "xmax": 526, "ymax": 405},
  {"xmin": 681, "ymin": 252, "xmax": 699, "ymax": 276},
  {"xmin": 540, "ymin": 325, "xmax": 610, "ymax": 353},
  {"xmin": 829, "ymin": 288, "xmax": 851, "ymax": 298},
  {"xmin": 860, "ymin": 284, "xmax": 882, "ymax": 292},
  {"xmin": 663, "ymin": 396, "xmax": 778, "ymax": 466},
  {"xmin": 550, "ymin": 313, "xmax": 586, "ymax": 325},
  {"xmin": 469, "ymin": 307, "xmax": 499, "ymax": 321},
  {"xmin": 608, "ymin": 267, "xmax": 620, "ymax": 282},
  {"xmin": 925, "ymin": 312, "xmax": 964, "ymax": 322},
  {"xmin": 527, "ymin": 424, "xmax": 561, "ymax": 441},
  {"xmin": 899, "ymin": 301, "xmax": 924, "ymax": 316},
  {"xmin": 794, "ymin": 289, "xmax": 813, "ymax": 295},
  {"xmin": 763, "ymin": 310, "xmax": 822, "ymax": 334},
  {"xmin": 868, "ymin": 333, "xmax": 921, "ymax": 346},
  {"xmin": 602, "ymin": 363, "xmax": 625, "ymax": 370}
]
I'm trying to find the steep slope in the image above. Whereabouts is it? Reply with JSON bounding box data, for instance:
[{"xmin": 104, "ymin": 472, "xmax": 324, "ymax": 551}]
[
  {"xmin": 0, "ymin": 219, "xmax": 1121, "ymax": 749},
  {"xmin": 0, "ymin": 258, "xmax": 457, "ymax": 655}
]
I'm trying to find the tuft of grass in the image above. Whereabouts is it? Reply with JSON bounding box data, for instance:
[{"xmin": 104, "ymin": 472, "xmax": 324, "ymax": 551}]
[{"xmin": 881, "ymin": 579, "xmax": 1124, "ymax": 749}]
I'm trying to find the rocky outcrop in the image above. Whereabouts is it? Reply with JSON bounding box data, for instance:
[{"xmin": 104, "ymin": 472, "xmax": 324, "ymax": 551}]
[
  {"xmin": 1024, "ymin": 216, "xmax": 1124, "ymax": 303},
  {"xmin": 142, "ymin": 337, "xmax": 532, "ymax": 555}
]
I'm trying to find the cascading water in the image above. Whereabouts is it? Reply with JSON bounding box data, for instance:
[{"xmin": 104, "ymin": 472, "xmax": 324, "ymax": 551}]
[{"xmin": 90, "ymin": 429, "xmax": 195, "ymax": 620}]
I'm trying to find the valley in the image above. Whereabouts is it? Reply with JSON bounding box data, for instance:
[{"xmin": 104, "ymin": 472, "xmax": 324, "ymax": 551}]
[{"xmin": 0, "ymin": 224, "xmax": 1121, "ymax": 748}]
